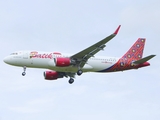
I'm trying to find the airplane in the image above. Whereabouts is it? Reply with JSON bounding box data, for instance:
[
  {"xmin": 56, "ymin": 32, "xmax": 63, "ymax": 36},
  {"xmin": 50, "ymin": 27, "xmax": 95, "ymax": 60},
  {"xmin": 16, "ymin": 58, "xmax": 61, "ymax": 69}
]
[{"xmin": 3, "ymin": 25, "xmax": 156, "ymax": 84}]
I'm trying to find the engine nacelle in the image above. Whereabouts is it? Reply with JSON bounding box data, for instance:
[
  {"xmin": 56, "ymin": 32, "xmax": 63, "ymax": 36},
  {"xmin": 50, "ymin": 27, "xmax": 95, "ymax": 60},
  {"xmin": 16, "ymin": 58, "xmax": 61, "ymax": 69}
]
[
  {"xmin": 55, "ymin": 57, "xmax": 71, "ymax": 67},
  {"xmin": 44, "ymin": 71, "xmax": 63, "ymax": 80}
]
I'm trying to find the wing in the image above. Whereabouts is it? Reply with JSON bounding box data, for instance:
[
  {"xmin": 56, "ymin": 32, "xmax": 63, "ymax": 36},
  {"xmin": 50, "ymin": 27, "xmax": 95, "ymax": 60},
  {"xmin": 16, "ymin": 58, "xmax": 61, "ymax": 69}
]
[{"xmin": 70, "ymin": 25, "xmax": 121, "ymax": 67}]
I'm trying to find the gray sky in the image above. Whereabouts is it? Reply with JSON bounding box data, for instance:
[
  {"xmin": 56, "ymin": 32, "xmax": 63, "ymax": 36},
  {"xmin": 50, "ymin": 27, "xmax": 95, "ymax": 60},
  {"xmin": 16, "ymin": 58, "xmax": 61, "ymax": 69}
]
[{"xmin": 0, "ymin": 0, "xmax": 160, "ymax": 120}]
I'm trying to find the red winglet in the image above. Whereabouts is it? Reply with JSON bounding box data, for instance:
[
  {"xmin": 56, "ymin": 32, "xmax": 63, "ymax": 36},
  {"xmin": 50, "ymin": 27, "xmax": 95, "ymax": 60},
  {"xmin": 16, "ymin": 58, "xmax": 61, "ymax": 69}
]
[{"xmin": 114, "ymin": 25, "xmax": 121, "ymax": 35}]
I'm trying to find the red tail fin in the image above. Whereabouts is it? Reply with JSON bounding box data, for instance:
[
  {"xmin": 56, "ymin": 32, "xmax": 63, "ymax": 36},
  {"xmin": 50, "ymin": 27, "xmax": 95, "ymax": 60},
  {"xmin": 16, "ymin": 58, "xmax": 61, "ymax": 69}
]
[{"xmin": 122, "ymin": 38, "xmax": 145, "ymax": 60}]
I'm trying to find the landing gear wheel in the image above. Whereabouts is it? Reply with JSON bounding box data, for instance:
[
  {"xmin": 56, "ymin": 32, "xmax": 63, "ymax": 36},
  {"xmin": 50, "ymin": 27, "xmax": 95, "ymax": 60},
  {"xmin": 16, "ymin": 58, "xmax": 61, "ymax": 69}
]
[
  {"xmin": 68, "ymin": 78, "xmax": 74, "ymax": 84},
  {"xmin": 77, "ymin": 70, "xmax": 83, "ymax": 76},
  {"xmin": 22, "ymin": 72, "xmax": 26, "ymax": 76},
  {"xmin": 22, "ymin": 66, "xmax": 26, "ymax": 76}
]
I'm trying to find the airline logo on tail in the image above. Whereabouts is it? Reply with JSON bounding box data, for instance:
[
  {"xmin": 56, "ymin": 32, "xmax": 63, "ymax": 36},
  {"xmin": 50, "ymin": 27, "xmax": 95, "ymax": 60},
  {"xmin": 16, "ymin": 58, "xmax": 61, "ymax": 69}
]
[
  {"xmin": 99, "ymin": 38, "xmax": 155, "ymax": 72},
  {"xmin": 122, "ymin": 38, "xmax": 145, "ymax": 60}
]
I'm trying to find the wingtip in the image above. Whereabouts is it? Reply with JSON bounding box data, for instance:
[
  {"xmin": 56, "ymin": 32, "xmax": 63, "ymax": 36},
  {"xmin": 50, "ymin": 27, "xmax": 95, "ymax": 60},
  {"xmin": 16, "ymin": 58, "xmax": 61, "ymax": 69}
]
[{"xmin": 114, "ymin": 25, "xmax": 121, "ymax": 35}]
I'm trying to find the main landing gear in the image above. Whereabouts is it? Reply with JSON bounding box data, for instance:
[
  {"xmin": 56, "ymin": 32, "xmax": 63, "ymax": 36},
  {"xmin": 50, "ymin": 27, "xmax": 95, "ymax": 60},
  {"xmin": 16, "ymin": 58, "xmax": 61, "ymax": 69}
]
[
  {"xmin": 68, "ymin": 78, "xmax": 74, "ymax": 84},
  {"xmin": 22, "ymin": 66, "xmax": 26, "ymax": 76},
  {"xmin": 77, "ymin": 69, "xmax": 83, "ymax": 76},
  {"xmin": 68, "ymin": 69, "xmax": 83, "ymax": 84}
]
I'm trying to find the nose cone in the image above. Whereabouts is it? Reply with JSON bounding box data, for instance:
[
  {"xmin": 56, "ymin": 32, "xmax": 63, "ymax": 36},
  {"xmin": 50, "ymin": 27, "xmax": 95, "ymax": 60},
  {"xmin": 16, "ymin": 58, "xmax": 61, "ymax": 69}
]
[{"xmin": 3, "ymin": 56, "xmax": 11, "ymax": 64}]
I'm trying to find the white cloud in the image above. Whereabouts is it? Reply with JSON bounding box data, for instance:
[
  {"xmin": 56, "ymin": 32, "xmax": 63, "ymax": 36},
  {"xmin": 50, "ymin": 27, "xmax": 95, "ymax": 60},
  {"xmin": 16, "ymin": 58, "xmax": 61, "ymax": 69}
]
[
  {"xmin": 120, "ymin": 1, "xmax": 160, "ymax": 34},
  {"xmin": 100, "ymin": 90, "xmax": 134, "ymax": 99},
  {"xmin": 9, "ymin": 93, "xmax": 57, "ymax": 114}
]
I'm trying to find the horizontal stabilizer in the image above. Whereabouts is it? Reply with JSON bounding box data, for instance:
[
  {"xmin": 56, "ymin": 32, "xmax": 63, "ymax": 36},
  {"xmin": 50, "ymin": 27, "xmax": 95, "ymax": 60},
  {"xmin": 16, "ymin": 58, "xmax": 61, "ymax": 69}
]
[{"xmin": 133, "ymin": 55, "xmax": 156, "ymax": 64}]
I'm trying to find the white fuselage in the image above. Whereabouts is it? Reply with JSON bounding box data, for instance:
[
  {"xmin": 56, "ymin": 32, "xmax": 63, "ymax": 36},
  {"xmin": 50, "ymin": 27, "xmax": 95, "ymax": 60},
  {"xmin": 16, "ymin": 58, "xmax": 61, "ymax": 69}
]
[{"xmin": 3, "ymin": 51, "xmax": 119, "ymax": 72}]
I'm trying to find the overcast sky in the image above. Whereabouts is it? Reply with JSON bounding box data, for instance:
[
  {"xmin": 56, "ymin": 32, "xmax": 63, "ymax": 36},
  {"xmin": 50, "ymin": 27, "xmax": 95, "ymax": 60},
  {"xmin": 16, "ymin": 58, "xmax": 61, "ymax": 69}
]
[{"xmin": 0, "ymin": 0, "xmax": 160, "ymax": 120}]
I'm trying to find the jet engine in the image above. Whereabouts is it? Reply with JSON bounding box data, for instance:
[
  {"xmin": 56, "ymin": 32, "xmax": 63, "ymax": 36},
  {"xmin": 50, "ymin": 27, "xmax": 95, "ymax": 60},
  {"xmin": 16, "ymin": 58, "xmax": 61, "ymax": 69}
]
[
  {"xmin": 44, "ymin": 71, "xmax": 63, "ymax": 80},
  {"xmin": 55, "ymin": 57, "xmax": 72, "ymax": 67}
]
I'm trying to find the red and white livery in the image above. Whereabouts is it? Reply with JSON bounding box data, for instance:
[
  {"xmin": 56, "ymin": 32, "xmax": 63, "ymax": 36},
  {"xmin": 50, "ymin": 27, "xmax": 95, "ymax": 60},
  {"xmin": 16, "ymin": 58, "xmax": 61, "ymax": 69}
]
[{"xmin": 3, "ymin": 25, "xmax": 156, "ymax": 84}]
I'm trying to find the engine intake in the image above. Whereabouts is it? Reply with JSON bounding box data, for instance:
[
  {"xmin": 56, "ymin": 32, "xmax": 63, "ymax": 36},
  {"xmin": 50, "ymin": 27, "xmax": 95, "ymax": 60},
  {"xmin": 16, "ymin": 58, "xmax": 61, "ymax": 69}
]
[{"xmin": 44, "ymin": 71, "xmax": 63, "ymax": 80}]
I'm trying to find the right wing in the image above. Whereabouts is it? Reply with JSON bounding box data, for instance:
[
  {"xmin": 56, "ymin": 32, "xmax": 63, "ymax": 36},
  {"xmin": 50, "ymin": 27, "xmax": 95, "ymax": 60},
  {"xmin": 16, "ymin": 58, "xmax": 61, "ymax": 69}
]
[{"xmin": 71, "ymin": 25, "xmax": 121, "ymax": 67}]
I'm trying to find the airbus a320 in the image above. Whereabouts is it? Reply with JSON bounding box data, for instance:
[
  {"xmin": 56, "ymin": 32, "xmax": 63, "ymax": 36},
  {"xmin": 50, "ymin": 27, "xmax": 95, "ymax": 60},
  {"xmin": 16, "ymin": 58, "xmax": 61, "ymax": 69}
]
[{"xmin": 3, "ymin": 25, "xmax": 155, "ymax": 84}]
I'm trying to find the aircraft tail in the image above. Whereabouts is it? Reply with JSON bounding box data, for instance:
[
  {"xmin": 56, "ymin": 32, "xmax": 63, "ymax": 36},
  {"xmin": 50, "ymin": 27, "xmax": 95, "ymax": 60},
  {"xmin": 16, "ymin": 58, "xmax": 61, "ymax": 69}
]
[
  {"xmin": 100, "ymin": 38, "xmax": 155, "ymax": 72},
  {"xmin": 133, "ymin": 55, "xmax": 156, "ymax": 64},
  {"xmin": 122, "ymin": 38, "xmax": 145, "ymax": 60}
]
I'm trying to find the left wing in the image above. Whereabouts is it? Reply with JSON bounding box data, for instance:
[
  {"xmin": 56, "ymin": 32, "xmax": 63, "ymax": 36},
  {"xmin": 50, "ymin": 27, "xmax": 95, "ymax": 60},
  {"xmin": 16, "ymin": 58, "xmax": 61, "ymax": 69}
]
[{"xmin": 70, "ymin": 25, "xmax": 121, "ymax": 67}]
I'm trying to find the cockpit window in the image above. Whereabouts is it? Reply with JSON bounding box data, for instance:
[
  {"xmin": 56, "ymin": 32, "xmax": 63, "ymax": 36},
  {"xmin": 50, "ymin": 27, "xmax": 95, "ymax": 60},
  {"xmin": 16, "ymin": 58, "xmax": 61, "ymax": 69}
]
[{"xmin": 10, "ymin": 53, "xmax": 18, "ymax": 55}]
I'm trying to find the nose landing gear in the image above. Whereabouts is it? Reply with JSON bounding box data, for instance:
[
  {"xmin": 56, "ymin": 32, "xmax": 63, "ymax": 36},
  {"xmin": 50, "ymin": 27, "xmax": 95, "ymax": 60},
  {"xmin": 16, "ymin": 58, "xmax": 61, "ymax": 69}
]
[{"xmin": 22, "ymin": 66, "xmax": 26, "ymax": 76}]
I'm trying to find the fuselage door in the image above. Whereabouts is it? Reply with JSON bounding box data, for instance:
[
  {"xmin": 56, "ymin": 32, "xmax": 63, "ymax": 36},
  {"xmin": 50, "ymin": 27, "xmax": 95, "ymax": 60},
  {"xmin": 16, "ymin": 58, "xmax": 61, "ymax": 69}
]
[{"xmin": 23, "ymin": 52, "xmax": 29, "ymax": 59}]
